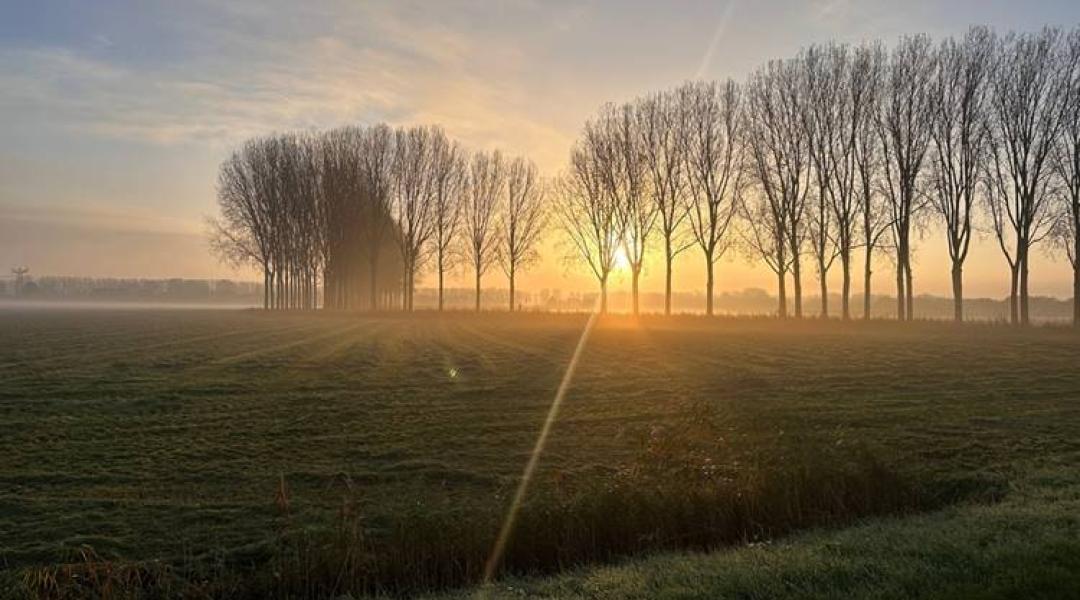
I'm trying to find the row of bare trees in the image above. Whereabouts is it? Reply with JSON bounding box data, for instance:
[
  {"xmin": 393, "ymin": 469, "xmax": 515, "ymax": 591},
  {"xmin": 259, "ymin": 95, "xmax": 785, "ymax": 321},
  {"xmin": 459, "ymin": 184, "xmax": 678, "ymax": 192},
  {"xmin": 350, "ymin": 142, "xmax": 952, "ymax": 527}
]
[
  {"xmin": 557, "ymin": 82, "xmax": 746, "ymax": 317},
  {"xmin": 212, "ymin": 125, "xmax": 546, "ymax": 311},
  {"xmin": 212, "ymin": 26, "xmax": 1080, "ymax": 325},
  {"xmin": 555, "ymin": 26, "xmax": 1080, "ymax": 326}
]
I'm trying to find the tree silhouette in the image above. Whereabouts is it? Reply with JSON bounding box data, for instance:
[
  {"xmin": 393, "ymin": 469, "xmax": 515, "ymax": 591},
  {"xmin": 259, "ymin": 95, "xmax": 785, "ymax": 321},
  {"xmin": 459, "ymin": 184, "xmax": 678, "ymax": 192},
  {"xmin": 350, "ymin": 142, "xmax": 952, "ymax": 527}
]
[
  {"xmin": 463, "ymin": 150, "xmax": 505, "ymax": 312},
  {"xmin": 557, "ymin": 137, "xmax": 622, "ymax": 315},
  {"xmin": 985, "ymin": 28, "xmax": 1067, "ymax": 326},
  {"xmin": 928, "ymin": 27, "xmax": 995, "ymax": 323},
  {"xmin": 635, "ymin": 88, "xmax": 693, "ymax": 316},
  {"xmin": 684, "ymin": 80, "xmax": 744, "ymax": 317},
  {"xmin": 1052, "ymin": 27, "xmax": 1080, "ymax": 328},
  {"xmin": 498, "ymin": 157, "xmax": 546, "ymax": 312},
  {"xmin": 744, "ymin": 59, "xmax": 811, "ymax": 318},
  {"xmin": 878, "ymin": 35, "xmax": 935, "ymax": 322}
]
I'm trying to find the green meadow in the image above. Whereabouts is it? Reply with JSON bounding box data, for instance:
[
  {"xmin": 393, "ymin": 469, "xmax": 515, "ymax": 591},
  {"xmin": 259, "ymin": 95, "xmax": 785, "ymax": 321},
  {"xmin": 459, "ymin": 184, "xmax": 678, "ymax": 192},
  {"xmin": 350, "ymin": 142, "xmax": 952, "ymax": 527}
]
[{"xmin": 1, "ymin": 309, "xmax": 1078, "ymax": 598}]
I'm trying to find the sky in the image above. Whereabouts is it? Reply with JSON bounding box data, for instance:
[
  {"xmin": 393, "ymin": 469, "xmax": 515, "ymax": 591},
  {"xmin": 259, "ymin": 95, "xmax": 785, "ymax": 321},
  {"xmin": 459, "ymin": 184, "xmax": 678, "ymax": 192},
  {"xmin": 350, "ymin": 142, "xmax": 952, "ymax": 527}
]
[{"xmin": 2, "ymin": 0, "xmax": 1080, "ymax": 299}]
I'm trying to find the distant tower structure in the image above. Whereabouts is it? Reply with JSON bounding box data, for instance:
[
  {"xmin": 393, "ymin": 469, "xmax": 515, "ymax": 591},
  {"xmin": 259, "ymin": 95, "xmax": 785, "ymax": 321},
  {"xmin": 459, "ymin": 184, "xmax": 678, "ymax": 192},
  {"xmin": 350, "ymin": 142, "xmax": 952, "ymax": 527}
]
[{"xmin": 11, "ymin": 267, "xmax": 29, "ymax": 298}]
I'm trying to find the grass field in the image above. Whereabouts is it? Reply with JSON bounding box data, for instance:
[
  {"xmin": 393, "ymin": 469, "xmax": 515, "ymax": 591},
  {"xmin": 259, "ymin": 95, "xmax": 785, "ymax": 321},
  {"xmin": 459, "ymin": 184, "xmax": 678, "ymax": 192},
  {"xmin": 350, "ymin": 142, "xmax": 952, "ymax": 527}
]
[{"xmin": 1, "ymin": 308, "xmax": 1079, "ymax": 598}]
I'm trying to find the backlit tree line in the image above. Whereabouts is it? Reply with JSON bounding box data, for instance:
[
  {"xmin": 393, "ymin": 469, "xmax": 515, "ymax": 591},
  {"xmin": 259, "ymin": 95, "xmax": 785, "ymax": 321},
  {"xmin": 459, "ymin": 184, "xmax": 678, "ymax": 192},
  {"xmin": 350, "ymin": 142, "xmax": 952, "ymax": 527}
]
[
  {"xmin": 211, "ymin": 125, "xmax": 546, "ymax": 312},
  {"xmin": 557, "ymin": 25, "xmax": 1080, "ymax": 326},
  {"xmin": 214, "ymin": 26, "xmax": 1080, "ymax": 327}
]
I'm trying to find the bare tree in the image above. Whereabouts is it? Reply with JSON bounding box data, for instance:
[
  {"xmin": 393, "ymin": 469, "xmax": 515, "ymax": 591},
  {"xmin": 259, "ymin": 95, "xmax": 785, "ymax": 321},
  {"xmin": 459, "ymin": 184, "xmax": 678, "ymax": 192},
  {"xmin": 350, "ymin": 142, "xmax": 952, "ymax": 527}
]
[
  {"xmin": 429, "ymin": 133, "xmax": 467, "ymax": 311},
  {"xmin": 801, "ymin": 45, "xmax": 841, "ymax": 318},
  {"xmin": 1053, "ymin": 27, "xmax": 1080, "ymax": 327},
  {"xmin": 213, "ymin": 133, "xmax": 326, "ymax": 311},
  {"xmin": 317, "ymin": 126, "xmax": 371, "ymax": 310},
  {"xmin": 928, "ymin": 27, "xmax": 995, "ymax": 323},
  {"xmin": 392, "ymin": 126, "xmax": 439, "ymax": 311},
  {"xmin": 878, "ymin": 34, "xmax": 935, "ymax": 321},
  {"xmin": 744, "ymin": 59, "xmax": 812, "ymax": 318},
  {"xmin": 283, "ymin": 133, "xmax": 322, "ymax": 310},
  {"xmin": 498, "ymin": 157, "xmax": 547, "ymax": 311},
  {"xmin": 852, "ymin": 43, "xmax": 890, "ymax": 320},
  {"xmin": 212, "ymin": 144, "xmax": 274, "ymax": 309},
  {"xmin": 361, "ymin": 124, "xmax": 396, "ymax": 311},
  {"xmin": 252, "ymin": 136, "xmax": 290, "ymax": 309},
  {"xmin": 684, "ymin": 80, "xmax": 744, "ymax": 316},
  {"xmin": 463, "ymin": 150, "xmax": 505, "ymax": 312},
  {"xmin": 636, "ymin": 88, "xmax": 692, "ymax": 315},
  {"xmin": 739, "ymin": 186, "xmax": 790, "ymax": 317},
  {"xmin": 557, "ymin": 137, "xmax": 622, "ymax": 314},
  {"xmin": 823, "ymin": 43, "xmax": 878, "ymax": 321},
  {"xmin": 985, "ymin": 28, "xmax": 1066, "ymax": 326},
  {"xmin": 591, "ymin": 103, "xmax": 655, "ymax": 316},
  {"xmin": 250, "ymin": 136, "xmax": 294, "ymax": 309}
]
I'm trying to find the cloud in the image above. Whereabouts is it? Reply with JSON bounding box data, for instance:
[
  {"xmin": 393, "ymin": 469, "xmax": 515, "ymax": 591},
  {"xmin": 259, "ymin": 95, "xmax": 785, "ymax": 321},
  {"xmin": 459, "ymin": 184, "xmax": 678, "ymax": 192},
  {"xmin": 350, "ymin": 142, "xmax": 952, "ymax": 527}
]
[
  {"xmin": 0, "ymin": 201, "xmax": 204, "ymax": 237},
  {"xmin": 0, "ymin": 2, "xmax": 581, "ymax": 170}
]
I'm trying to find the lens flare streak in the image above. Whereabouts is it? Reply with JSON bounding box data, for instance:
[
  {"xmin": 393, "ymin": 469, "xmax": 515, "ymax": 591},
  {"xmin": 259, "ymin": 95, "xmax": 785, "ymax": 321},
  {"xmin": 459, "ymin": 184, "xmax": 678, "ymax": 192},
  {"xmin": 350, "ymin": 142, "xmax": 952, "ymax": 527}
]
[{"xmin": 481, "ymin": 310, "xmax": 600, "ymax": 585}]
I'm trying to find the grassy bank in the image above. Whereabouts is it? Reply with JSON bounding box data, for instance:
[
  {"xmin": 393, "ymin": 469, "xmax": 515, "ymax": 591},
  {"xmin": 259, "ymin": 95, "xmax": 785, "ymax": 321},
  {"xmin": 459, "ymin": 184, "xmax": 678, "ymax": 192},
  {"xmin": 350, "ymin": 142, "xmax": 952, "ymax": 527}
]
[{"xmin": 436, "ymin": 458, "xmax": 1080, "ymax": 600}]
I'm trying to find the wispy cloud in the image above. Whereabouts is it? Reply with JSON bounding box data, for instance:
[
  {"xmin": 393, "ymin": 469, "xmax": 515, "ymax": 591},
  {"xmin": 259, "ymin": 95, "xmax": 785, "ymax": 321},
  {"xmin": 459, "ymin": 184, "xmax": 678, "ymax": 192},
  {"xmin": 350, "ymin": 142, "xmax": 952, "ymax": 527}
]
[
  {"xmin": 0, "ymin": 2, "xmax": 581, "ymax": 169},
  {"xmin": 0, "ymin": 201, "xmax": 203, "ymax": 237}
]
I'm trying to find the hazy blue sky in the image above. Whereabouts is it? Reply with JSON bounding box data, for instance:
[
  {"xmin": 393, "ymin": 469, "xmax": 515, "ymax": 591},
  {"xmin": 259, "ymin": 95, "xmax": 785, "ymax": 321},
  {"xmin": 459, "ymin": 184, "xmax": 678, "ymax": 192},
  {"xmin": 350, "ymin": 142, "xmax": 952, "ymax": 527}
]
[{"xmin": 3, "ymin": 1, "xmax": 1080, "ymax": 297}]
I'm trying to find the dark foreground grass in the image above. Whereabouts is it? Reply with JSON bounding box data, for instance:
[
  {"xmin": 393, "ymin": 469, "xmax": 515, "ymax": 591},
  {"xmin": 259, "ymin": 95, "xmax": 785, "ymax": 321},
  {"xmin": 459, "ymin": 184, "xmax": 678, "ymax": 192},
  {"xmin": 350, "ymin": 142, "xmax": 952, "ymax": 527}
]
[
  {"xmin": 1, "ymin": 309, "xmax": 1078, "ymax": 597},
  {"xmin": 12, "ymin": 405, "xmax": 950, "ymax": 598},
  {"xmin": 436, "ymin": 463, "xmax": 1080, "ymax": 600}
]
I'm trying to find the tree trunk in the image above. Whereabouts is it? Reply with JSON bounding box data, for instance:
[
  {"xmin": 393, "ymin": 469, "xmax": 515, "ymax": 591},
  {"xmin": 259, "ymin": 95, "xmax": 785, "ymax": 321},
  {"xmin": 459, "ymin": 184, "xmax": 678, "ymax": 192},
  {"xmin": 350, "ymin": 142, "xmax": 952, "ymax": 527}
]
[
  {"xmin": 369, "ymin": 256, "xmax": 379, "ymax": 312},
  {"xmin": 665, "ymin": 243, "xmax": 673, "ymax": 316},
  {"xmin": 263, "ymin": 268, "xmax": 270, "ymax": 311},
  {"xmin": 1009, "ymin": 263, "xmax": 1019, "ymax": 326},
  {"xmin": 904, "ymin": 259, "xmax": 914, "ymax": 321},
  {"xmin": 402, "ymin": 260, "xmax": 410, "ymax": 311},
  {"xmin": 600, "ymin": 277, "xmax": 608, "ymax": 315},
  {"xmin": 1020, "ymin": 248, "xmax": 1031, "ymax": 327},
  {"xmin": 951, "ymin": 261, "xmax": 963, "ymax": 323},
  {"xmin": 1073, "ymin": 260, "xmax": 1080, "ymax": 328},
  {"xmin": 475, "ymin": 267, "xmax": 482, "ymax": 312},
  {"xmin": 792, "ymin": 257, "xmax": 803, "ymax": 318},
  {"xmin": 321, "ymin": 270, "xmax": 328, "ymax": 310},
  {"xmin": 631, "ymin": 267, "xmax": 640, "ymax": 317},
  {"xmin": 438, "ymin": 259, "xmax": 445, "ymax": 312},
  {"xmin": 777, "ymin": 271, "xmax": 787, "ymax": 318},
  {"xmin": 840, "ymin": 251, "xmax": 851, "ymax": 321},
  {"xmin": 276, "ymin": 269, "xmax": 283, "ymax": 311},
  {"xmin": 509, "ymin": 266, "xmax": 516, "ymax": 312},
  {"xmin": 895, "ymin": 258, "xmax": 905, "ymax": 321},
  {"xmin": 863, "ymin": 246, "xmax": 872, "ymax": 320},
  {"xmin": 818, "ymin": 258, "xmax": 828, "ymax": 319},
  {"xmin": 705, "ymin": 258, "xmax": 715, "ymax": 317}
]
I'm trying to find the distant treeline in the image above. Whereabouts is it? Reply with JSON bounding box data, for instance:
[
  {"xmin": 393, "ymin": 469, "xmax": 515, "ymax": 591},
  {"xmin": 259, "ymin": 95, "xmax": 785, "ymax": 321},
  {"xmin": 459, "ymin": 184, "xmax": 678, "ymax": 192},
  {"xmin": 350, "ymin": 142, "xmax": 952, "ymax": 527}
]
[
  {"xmin": 3, "ymin": 275, "xmax": 1073, "ymax": 321},
  {"xmin": 213, "ymin": 26, "xmax": 1080, "ymax": 327},
  {"xmin": 0, "ymin": 276, "xmax": 261, "ymax": 304}
]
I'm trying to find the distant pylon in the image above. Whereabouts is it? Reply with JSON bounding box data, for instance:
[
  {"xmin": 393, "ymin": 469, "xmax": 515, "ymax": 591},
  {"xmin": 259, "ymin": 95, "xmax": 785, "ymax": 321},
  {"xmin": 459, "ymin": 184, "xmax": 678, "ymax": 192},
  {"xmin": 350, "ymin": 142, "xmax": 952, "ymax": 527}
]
[{"xmin": 11, "ymin": 266, "xmax": 29, "ymax": 298}]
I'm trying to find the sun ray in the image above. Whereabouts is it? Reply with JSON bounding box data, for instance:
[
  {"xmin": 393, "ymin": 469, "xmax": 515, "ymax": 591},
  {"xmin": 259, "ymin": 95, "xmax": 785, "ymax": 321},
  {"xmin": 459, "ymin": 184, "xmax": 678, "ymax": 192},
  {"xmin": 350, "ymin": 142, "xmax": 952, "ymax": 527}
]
[{"xmin": 481, "ymin": 308, "xmax": 600, "ymax": 587}]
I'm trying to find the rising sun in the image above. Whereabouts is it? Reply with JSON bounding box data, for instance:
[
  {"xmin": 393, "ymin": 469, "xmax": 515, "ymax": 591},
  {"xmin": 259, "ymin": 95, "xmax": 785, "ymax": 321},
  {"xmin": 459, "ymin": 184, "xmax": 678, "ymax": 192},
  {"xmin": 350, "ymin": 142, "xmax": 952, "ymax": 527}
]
[{"xmin": 613, "ymin": 245, "xmax": 631, "ymax": 271}]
